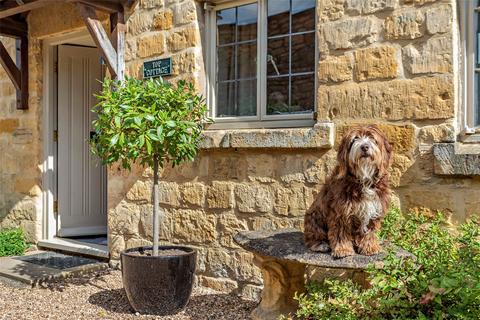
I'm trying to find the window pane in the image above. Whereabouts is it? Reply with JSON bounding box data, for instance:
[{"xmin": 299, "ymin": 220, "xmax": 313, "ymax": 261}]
[
  {"xmin": 291, "ymin": 74, "xmax": 315, "ymax": 113},
  {"xmin": 292, "ymin": 0, "xmax": 316, "ymax": 33},
  {"xmin": 267, "ymin": 77, "xmax": 290, "ymax": 115},
  {"xmin": 267, "ymin": 36, "xmax": 290, "ymax": 76},
  {"xmin": 238, "ymin": 3, "xmax": 257, "ymax": 42},
  {"xmin": 268, "ymin": 0, "xmax": 290, "ymax": 37},
  {"xmin": 238, "ymin": 43, "xmax": 257, "ymax": 79},
  {"xmin": 238, "ymin": 80, "xmax": 257, "ymax": 116},
  {"xmin": 217, "ymin": 8, "xmax": 236, "ymax": 45},
  {"xmin": 217, "ymin": 82, "xmax": 236, "ymax": 117},
  {"xmin": 217, "ymin": 46, "xmax": 235, "ymax": 81},
  {"xmin": 291, "ymin": 32, "xmax": 315, "ymax": 73}
]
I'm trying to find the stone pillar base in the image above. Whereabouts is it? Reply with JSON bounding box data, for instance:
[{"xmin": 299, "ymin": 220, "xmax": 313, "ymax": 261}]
[{"xmin": 251, "ymin": 254, "xmax": 306, "ymax": 320}]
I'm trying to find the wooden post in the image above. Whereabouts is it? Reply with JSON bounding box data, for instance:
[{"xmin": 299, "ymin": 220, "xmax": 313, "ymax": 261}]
[{"xmin": 110, "ymin": 10, "xmax": 126, "ymax": 81}]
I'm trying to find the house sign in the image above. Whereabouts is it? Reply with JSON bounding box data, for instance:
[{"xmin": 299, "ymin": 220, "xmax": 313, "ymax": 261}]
[{"xmin": 143, "ymin": 58, "xmax": 172, "ymax": 79}]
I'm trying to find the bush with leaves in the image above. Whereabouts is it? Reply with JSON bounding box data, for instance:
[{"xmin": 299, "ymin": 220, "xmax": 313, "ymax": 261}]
[
  {"xmin": 287, "ymin": 209, "xmax": 480, "ymax": 320},
  {"xmin": 0, "ymin": 228, "xmax": 28, "ymax": 257},
  {"xmin": 91, "ymin": 77, "xmax": 210, "ymax": 255}
]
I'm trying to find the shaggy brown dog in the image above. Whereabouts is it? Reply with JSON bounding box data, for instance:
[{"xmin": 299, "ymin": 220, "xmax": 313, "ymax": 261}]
[{"xmin": 304, "ymin": 125, "xmax": 392, "ymax": 258}]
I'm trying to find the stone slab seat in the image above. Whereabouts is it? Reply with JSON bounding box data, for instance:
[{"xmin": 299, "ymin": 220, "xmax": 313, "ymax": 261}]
[{"xmin": 233, "ymin": 229, "xmax": 414, "ymax": 320}]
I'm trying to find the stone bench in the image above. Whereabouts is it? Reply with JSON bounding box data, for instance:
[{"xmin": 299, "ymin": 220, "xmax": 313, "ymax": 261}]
[{"xmin": 234, "ymin": 229, "xmax": 414, "ymax": 320}]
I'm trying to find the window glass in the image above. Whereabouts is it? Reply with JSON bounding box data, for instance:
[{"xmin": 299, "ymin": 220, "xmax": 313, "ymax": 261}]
[
  {"xmin": 216, "ymin": 3, "xmax": 258, "ymax": 117},
  {"xmin": 266, "ymin": 0, "xmax": 316, "ymax": 115}
]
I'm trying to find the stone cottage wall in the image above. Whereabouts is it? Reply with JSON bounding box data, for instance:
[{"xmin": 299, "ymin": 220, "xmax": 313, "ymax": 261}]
[
  {"xmin": 0, "ymin": 36, "xmax": 42, "ymax": 242},
  {"xmin": 107, "ymin": 0, "xmax": 479, "ymax": 298}
]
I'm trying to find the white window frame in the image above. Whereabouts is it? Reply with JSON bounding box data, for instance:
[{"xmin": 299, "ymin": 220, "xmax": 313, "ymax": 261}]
[
  {"xmin": 205, "ymin": 0, "xmax": 317, "ymax": 129},
  {"xmin": 460, "ymin": 0, "xmax": 480, "ymax": 133}
]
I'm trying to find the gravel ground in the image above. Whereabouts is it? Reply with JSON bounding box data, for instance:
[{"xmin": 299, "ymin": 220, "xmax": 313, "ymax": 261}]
[{"xmin": 0, "ymin": 270, "xmax": 256, "ymax": 320}]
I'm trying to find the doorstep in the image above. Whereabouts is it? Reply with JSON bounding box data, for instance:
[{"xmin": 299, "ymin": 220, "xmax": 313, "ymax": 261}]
[
  {"xmin": 37, "ymin": 237, "xmax": 109, "ymax": 259},
  {"xmin": 0, "ymin": 250, "xmax": 108, "ymax": 287}
]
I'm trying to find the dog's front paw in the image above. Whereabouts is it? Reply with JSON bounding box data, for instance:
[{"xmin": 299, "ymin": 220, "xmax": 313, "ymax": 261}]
[
  {"xmin": 331, "ymin": 246, "xmax": 355, "ymax": 258},
  {"xmin": 310, "ymin": 242, "xmax": 330, "ymax": 253},
  {"xmin": 358, "ymin": 242, "xmax": 381, "ymax": 256}
]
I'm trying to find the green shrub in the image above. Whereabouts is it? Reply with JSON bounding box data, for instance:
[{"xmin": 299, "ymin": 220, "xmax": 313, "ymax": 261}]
[
  {"xmin": 0, "ymin": 228, "xmax": 28, "ymax": 257},
  {"xmin": 289, "ymin": 209, "xmax": 480, "ymax": 320}
]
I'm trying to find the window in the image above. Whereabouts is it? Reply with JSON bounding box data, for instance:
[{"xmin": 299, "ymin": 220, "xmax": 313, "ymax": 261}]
[
  {"xmin": 462, "ymin": 0, "xmax": 480, "ymax": 132},
  {"xmin": 206, "ymin": 0, "xmax": 316, "ymax": 127}
]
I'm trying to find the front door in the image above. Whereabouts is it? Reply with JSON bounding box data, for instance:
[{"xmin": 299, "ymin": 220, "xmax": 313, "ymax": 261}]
[{"xmin": 57, "ymin": 44, "xmax": 106, "ymax": 237}]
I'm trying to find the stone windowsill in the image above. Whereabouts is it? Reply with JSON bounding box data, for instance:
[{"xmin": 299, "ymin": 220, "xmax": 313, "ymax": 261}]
[
  {"xmin": 199, "ymin": 123, "xmax": 334, "ymax": 149},
  {"xmin": 433, "ymin": 143, "xmax": 480, "ymax": 176}
]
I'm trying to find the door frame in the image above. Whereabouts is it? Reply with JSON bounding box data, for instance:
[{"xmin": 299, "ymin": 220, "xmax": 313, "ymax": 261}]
[{"xmin": 42, "ymin": 29, "xmax": 108, "ymax": 240}]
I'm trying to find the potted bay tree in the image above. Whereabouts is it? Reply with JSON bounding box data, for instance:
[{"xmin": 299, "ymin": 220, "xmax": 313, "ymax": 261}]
[{"xmin": 90, "ymin": 77, "xmax": 210, "ymax": 315}]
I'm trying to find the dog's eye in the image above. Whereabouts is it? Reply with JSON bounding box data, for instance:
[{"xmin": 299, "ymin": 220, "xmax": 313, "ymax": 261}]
[{"xmin": 353, "ymin": 136, "xmax": 359, "ymax": 141}]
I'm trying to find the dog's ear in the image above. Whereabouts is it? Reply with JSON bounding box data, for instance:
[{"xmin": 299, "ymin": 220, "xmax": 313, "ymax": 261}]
[
  {"xmin": 371, "ymin": 126, "xmax": 392, "ymax": 176},
  {"xmin": 336, "ymin": 130, "xmax": 352, "ymax": 178}
]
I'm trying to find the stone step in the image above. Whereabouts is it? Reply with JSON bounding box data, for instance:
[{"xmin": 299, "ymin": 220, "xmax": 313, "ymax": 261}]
[{"xmin": 0, "ymin": 250, "xmax": 108, "ymax": 287}]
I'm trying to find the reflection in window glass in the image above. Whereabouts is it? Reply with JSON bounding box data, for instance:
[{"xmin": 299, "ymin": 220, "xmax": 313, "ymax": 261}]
[
  {"xmin": 216, "ymin": 3, "xmax": 258, "ymax": 117},
  {"xmin": 267, "ymin": 0, "xmax": 315, "ymax": 115}
]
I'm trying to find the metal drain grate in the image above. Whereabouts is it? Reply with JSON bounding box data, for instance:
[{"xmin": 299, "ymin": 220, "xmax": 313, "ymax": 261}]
[{"xmin": 15, "ymin": 252, "xmax": 99, "ymax": 270}]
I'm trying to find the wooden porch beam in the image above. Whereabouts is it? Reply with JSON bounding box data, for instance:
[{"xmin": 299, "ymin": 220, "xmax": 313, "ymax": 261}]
[
  {"xmin": 76, "ymin": 3, "xmax": 118, "ymax": 78},
  {"xmin": 0, "ymin": 0, "xmax": 59, "ymax": 19},
  {"xmin": 0, "ymin": 17, "xmax": 28, "ymax": 37},
  {"xmin": 75, "ymin": 0, "xmax": 123, "ymax": 13},
  {"xmin": 17, "ymin": 36, "xmax": 28, "ymax": 109},
  {"xmin": 0, "ymin": 40, "xmax": 21, "ymax": 90},
  {"xmin": 110, "ymin": 11, "xmax": 125, "ymax": 81}
]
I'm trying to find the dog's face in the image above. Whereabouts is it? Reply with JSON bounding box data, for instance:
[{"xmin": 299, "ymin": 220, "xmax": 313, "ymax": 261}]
[{"xmin": 337, "ymin": 125, "xmax": 392, "ymax": 182}]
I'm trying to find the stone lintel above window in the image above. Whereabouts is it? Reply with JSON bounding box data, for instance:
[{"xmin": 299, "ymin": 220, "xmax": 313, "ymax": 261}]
[
  {"xmin": 200, "ymin": 122, "xmax": 334, "ymax": 149},
  {"xmin": 433, "ymin": 143, "xmax": 480, "ymax": 176}
]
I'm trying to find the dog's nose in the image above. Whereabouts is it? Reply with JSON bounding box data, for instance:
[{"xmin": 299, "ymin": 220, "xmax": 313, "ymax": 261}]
[{"xmin": 361, "ymin": 144, "xmax": 369, "ymax": 152}]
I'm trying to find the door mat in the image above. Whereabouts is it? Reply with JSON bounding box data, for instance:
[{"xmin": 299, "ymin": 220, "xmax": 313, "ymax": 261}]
[{"xmin": 15, "ymin": 252, "xmax": 99, "ymax": 270}]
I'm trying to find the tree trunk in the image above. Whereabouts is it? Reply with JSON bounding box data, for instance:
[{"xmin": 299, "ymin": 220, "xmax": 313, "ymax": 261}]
[{"xmin": 152, "ymin": 155, "xmax": 160, "ymax": 256}]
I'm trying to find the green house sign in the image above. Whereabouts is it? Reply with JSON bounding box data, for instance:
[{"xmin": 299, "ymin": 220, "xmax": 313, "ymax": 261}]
[{"xmin": 143, "ymin": 58, "xmax": 172, "ymax": 79}]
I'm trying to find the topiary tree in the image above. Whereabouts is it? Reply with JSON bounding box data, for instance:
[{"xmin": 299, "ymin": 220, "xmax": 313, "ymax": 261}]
[{"xmin": 90, "ymin": 77, "xmax": 210, "ymax": 255}]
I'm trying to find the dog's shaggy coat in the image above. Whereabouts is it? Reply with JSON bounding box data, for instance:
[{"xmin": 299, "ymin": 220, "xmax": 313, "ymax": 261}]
[{"xmin": 304, "ymin": 125, "xmax": 392, "ymax": 258}]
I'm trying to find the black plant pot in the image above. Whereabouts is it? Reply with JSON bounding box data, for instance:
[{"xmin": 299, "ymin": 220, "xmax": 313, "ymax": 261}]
[{"xmin": 120, "ymin": 245, "xmax": 196, "ymax": 315}]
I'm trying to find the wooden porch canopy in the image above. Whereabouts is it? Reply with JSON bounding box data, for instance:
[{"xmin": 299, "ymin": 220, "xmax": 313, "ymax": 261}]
[{"xmin": 0, "ymin": 0, "xmax": 137, "ymax": 109}]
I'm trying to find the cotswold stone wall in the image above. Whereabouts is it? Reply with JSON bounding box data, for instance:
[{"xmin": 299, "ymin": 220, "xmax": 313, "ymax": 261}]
[
  {"xmin": 107, "ymin": 0, "xmax": 479, "ymax": 298},
  {"xmin": 0, "ymin": 36, "xmax": 42, "ymax": 242}
]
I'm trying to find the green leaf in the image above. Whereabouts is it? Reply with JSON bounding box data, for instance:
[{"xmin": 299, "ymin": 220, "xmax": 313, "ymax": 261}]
[
  {"xmin": 166, "ymin": 120, "xmax": 176, "ymax": 127},
  {"xmin": 145, "ymin": 114, "xmax": 155, "ymax": 122},
  {"xmin": 110, "ymin": 133, "xmax": 120, "ymax": 146}
]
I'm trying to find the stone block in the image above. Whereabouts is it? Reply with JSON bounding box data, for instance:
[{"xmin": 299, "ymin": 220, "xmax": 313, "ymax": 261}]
[
  {"xmin": 0, "ymin": 119, "xmax": 19, "ymax": 133},
  {"xmin": 346, "ymin": 0, "xmax": 397, "ymax": 14},
  {"xmin": 240, "ymin": 284, "xmax": 263, "ymax": 301},
  {"xmin": 228, "ymin": 123, "xmax": 334, "ymax": 149},
  {"xmin": 425, "ymin": 5, "xmax": 451, "ymax": 35},
  {"xmin": 318, "ymin": 55, "xmax": 353, "ymax": 83},
  {"xmin": 403, "ymin": 36, "xmax": 452, "ymax": 74},
  {"xmin": 158, "ymin": 181, "xmax": 179, "ymax": 206},
  {"xmin": 418, "ymin": 123, "xmax": 455, "ymax": 144},
  {"xmin": 171, "ymin": 51, "xmax": 198, "ymax": 75},
  {"xmin": 206, "ymin": 181, "xmax": 234, "ymax": 209},
  {"xmin": 197, "ymin": 276, "xmax": 238, "ymax": 293},
  {"xmin": 217, "ymin": 214, "xmax": 248, "ymax": 248},
  {"xmin": 126, "ymin": 180, "xmax": 152, "ymax": 203},
  {"xmin": 318, "ymin": 0, "xmax": 345, "ymax": 22},
  {"xmin": 384, "ymin": 9, "xmax": 424, "ymax": 40},
  {"xmin": 137, "ymin": 33, "xmax": 165, "ymax": 58},
  {"xmin": 233, "ymin": 251, "xmax": 262, "ymax": 284},
  {"xmin": 317, "ymin": 76, "xmax": 454, "ymax": 121},
  {"xmin": 320, "ymin": 16, "xmax": 380, "ymax": 53},
  {"xmin": 110, "ymin": 203, "xmax": 140, "ymax": 236},
  {"xmin": 128, "ymin": 12, "xmax": 153, "ymax": 36},
  {"xmin": 179, "ymin": 182, "xmax": 205, "ymax": 207},
  {"xmin": 167, "ymin": 27, "xmax": 199, "ymax": 52},
  {"xmin": 153, "ymin": 10, "xmax": 173, "ymax": 30},
  {"xmin": 234, "ymin": 184, "xmax": 274, "ymax": 213},
  {"xmin": 139, "ymin": 0, "xmax": 163, "ymax": 9},
  {"xmin": 171, "ymin": 209, "xmax": 216, "ymax": 243},
  {"xmin": 173, "ymin": 1, "xmax": 197, "ymax": 25},
  {"xmin": 433, "ymin": 143, "xmax": 480, "ymax": 176},
  {"xmin": 275, "ymin": 186, "xmax": 312, "ymax": 217},
  {"xmin": 354, "ymin": 46, "xmax": 398, "ymax": 81}
]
